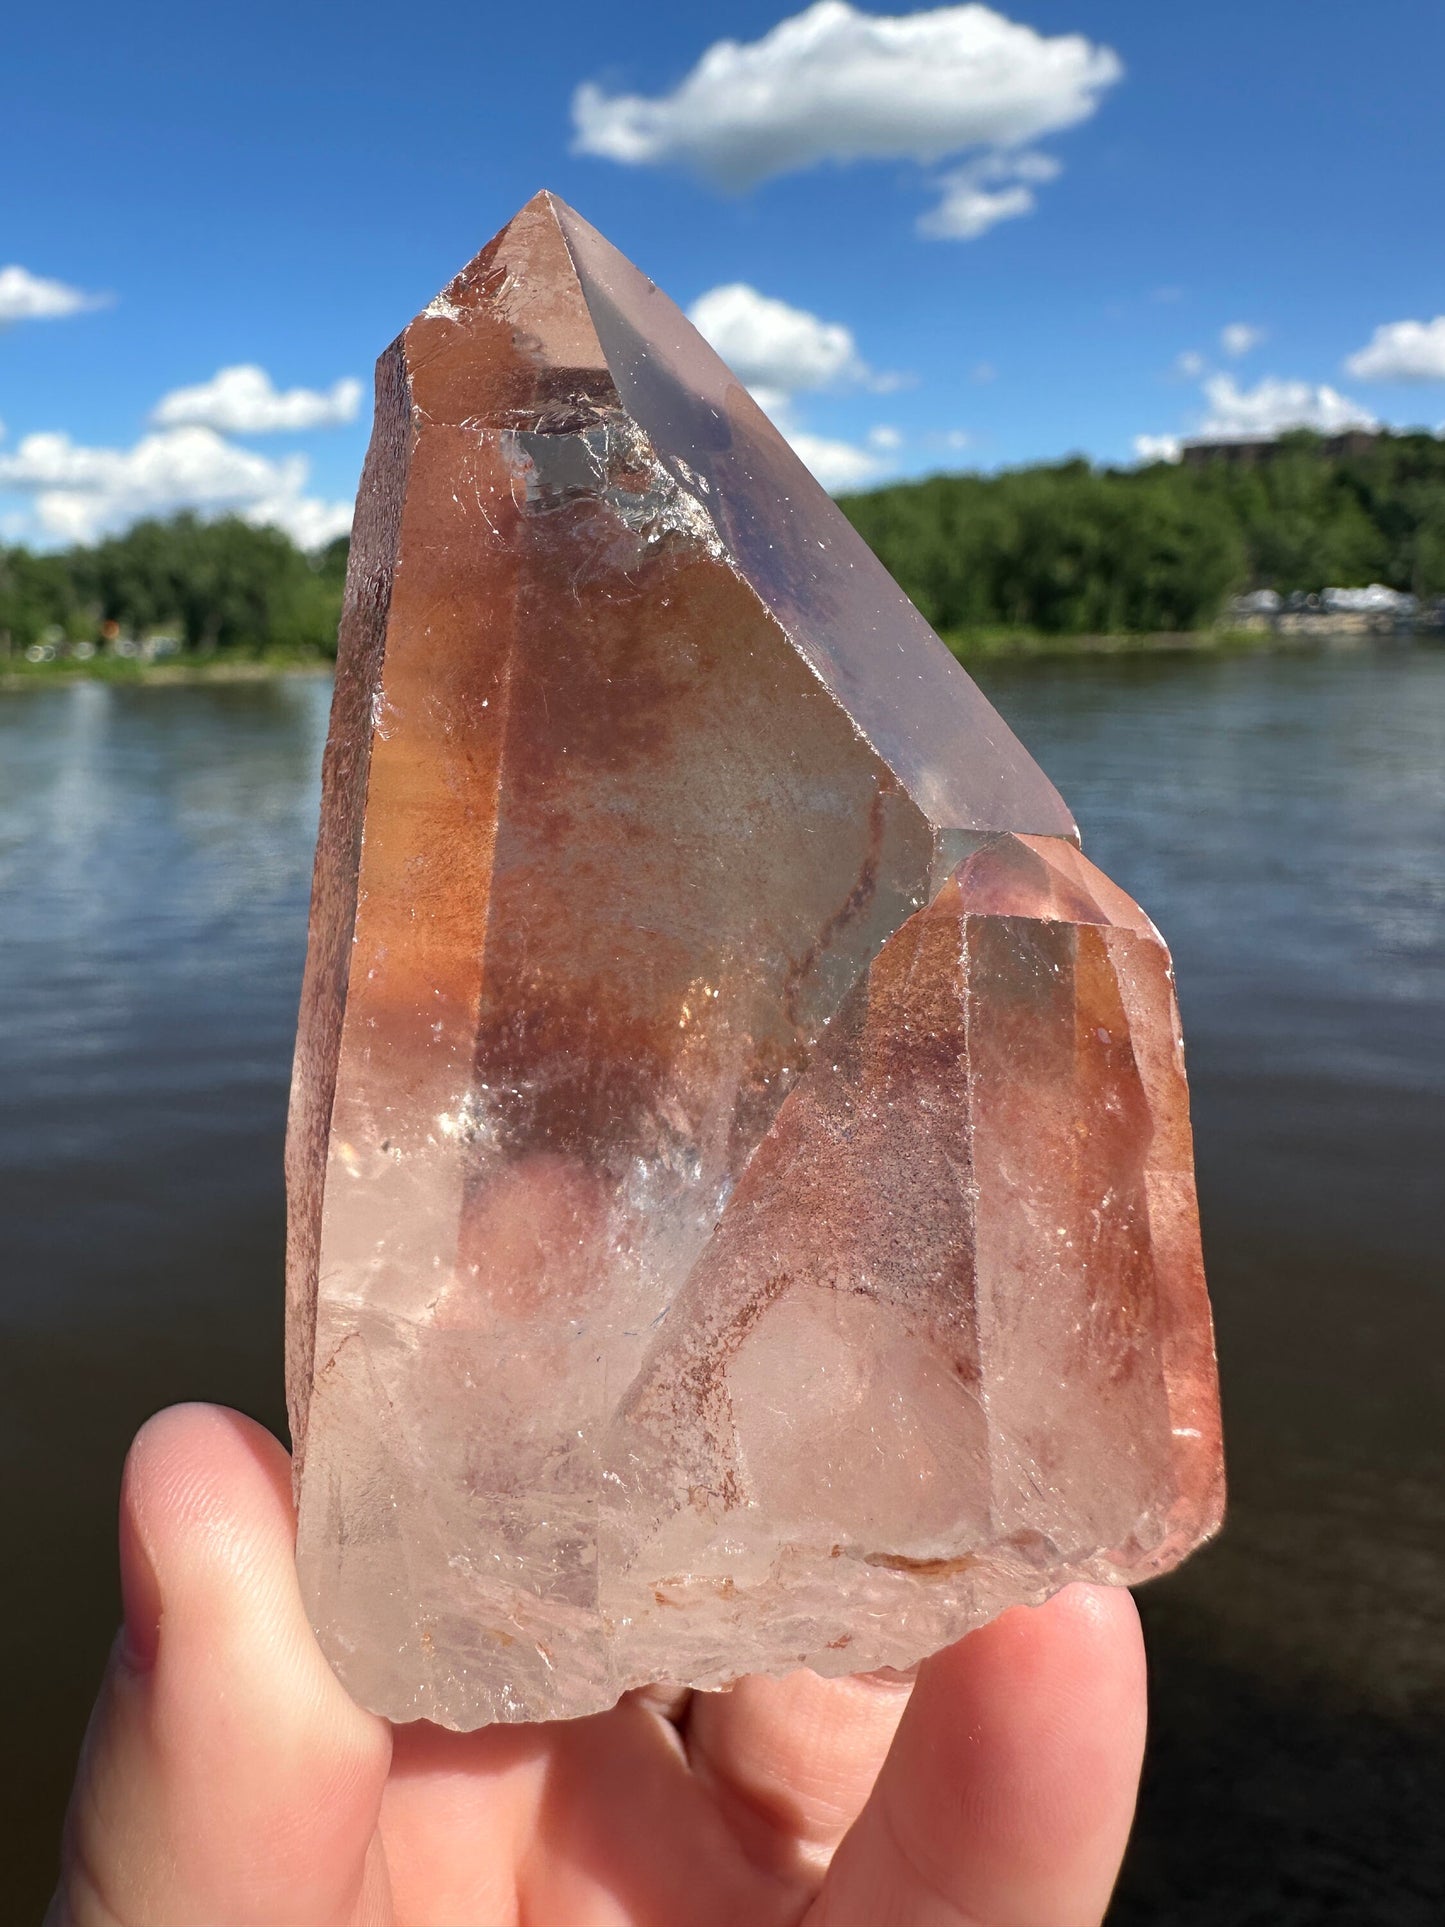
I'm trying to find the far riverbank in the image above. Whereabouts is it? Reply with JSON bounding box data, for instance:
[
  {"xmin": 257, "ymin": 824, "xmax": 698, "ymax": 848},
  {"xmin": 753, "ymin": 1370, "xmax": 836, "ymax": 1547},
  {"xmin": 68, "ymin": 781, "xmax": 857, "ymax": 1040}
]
[
  {"xmin": 8, "ymin": 622, "xmax": 1436, "ymax": 691},
  {"xmin": 0, "ymin": 647, "xmax": 335, "ymax": 693}
]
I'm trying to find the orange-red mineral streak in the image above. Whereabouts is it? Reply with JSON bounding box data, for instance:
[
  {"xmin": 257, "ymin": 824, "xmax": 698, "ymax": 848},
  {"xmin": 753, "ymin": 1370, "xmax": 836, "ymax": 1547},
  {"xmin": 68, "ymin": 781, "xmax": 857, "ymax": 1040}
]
[{"xmin": 285, "ymin": 192, "xmax": 1223, "ymax": 1728}]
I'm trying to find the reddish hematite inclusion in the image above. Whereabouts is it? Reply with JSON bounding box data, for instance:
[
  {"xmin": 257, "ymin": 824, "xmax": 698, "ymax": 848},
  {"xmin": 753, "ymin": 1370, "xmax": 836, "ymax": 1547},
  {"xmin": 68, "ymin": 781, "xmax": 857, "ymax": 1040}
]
[{"xmin": 285, "ymin": 191, "xmax": 1224, "ymax": 1729}]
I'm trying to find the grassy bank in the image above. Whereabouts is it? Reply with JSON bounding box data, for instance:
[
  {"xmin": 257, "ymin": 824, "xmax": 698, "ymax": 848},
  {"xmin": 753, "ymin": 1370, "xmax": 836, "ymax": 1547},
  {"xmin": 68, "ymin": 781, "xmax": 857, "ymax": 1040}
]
[
  {"xmin": 4, "ymin": 623, "xmax": 1422, "ymax": 692},
  {"xmin": 0, "ymin": 643, "xmax": 335, "ymax": 692},
  {"xmin": 941, "ymin": 626, "xmax": 1275, "ymax": 661},
  {"xmin": 3, "ymin": 628, "xmax": 1276, "ymax": 691}
]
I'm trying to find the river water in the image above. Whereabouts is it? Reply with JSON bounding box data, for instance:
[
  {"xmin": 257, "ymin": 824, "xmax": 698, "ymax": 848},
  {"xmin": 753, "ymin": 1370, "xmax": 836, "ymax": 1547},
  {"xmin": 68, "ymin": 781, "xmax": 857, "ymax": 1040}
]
[{"xmin": 2, "ymin": 652, "xmax": 1442, "ymax": 1921}]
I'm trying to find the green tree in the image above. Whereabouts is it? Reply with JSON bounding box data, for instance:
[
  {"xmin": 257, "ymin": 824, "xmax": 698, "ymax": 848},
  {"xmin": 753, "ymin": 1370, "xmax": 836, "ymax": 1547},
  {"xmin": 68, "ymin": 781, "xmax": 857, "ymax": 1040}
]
[
  {"xmin": 7, "ymin": 432, "xmax": 1445, "ymax": 667},
  {"xmin": 842, "ymin": 431, "xmax": 1445, "ymax": 638},
  {"xmin": 75, "ymin": 514, "xmax": 337, "ymax": 651},
  {"xmin": 0, "ymin": 547, "xmax": 85, "ymax": 651}
]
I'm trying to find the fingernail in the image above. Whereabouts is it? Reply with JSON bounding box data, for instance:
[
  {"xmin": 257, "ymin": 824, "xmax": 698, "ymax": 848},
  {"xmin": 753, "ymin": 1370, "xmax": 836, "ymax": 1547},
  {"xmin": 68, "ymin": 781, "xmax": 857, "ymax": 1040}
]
[{"xmin": 119, "ymin": 1501, "xmax": 162, "ymax": 1673}]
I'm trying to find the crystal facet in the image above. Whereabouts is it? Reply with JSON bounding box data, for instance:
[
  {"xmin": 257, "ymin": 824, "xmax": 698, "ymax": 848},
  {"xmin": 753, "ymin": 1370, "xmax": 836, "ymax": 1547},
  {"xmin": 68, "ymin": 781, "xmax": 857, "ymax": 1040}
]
[{"xmin": 286, "ymin": 191, "xmax": 1224, "ymax": 1729}]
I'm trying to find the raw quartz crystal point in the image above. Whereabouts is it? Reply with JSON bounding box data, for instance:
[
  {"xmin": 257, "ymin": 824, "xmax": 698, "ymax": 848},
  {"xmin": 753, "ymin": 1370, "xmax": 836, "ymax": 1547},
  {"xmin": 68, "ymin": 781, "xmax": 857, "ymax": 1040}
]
[{"xmin": 286, "ymin": 191, "xmax": 1224, "ymax": 1729}]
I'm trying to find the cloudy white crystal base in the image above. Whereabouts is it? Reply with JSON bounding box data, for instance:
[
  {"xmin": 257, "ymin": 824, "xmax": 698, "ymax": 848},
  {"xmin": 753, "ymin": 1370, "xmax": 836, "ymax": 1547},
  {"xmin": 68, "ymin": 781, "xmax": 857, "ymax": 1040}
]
[
  {"xmin": 295, "ymin": 833, "xmax": 1221, "ymax": 1730},
  {"xmin": 300, "ymin": 1545, "xmax": 1180, "ymax": 1732}
]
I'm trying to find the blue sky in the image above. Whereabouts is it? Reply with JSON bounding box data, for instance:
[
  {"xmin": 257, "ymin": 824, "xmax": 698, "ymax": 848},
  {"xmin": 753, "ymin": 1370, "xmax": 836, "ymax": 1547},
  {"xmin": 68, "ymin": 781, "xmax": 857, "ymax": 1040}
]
[{"xmin": 4, "ymin": 0, "xmax": 1444, "ymax": 546}]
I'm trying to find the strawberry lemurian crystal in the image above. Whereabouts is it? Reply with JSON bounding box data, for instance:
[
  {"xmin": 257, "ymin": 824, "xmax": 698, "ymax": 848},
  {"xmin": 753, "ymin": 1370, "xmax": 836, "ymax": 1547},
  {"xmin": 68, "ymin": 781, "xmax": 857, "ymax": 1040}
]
[{"xmin": 285, "ymin": 192, "xmax": 1224, "ymax": 1729}]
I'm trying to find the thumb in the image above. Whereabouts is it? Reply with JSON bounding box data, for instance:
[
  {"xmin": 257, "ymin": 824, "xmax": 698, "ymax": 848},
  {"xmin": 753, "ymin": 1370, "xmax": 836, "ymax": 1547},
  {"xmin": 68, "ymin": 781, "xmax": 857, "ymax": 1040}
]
[
  {"xmin": 811, "ymin": 1584, "xmax": 1147, "ymax": 1927},
  {"xmin": 47, "ymin": 1404, "xmax": 393, "ymax": 1927}
]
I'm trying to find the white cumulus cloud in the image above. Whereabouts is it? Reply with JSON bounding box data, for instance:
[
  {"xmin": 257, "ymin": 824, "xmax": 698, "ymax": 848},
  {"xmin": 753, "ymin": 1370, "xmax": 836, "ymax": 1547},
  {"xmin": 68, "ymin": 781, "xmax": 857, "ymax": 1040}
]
[
  {"xmin": 572, "ymin": 2, "xmax": 1119, "ymax": 236},
  {"xmin": 152, "ymin": 364, "xmax": 364, "ymax": 434},
  {"xmin": 0, "ymin": 424, "xmax": 353, "ymax": 547},
  {"xmin": 687, "ymin": 282, "xmax": 896, "ymax": 490},
  {"xmin": 1220, "ymin": 322, "xmax": 1265, "ymax": 359},
  {"xmin": 867, "ymin": 423, "xmax": 904, "ymax": 449},
  {"xmin": 687, "ymin": 283, "xmax": 871, "ymax": 406},
  {"xmin": 917, "ymin": 147, "xmax": 1060, "ymax": 240},
  {"xmin": 1198, "ymin": 374, "xmax": 1376, "ymax": 439},
  {"xmin": 785, "ymin": 430, "xmax": 883, "ymax": 491},
  {"xmin": 1133, "ymin": 433, "xmax": 1182, "ymax": 463},
  {"xmin": 1344, "ymin": 317, "xmax": 1445, "ymax": 383},
  {"xmin": 1174, "ymin": 350, "xmax": 1207, "ymax": 379},
  {"xmin": 0, "ymin": 265, "xmax": 108, "ymax": 324}
]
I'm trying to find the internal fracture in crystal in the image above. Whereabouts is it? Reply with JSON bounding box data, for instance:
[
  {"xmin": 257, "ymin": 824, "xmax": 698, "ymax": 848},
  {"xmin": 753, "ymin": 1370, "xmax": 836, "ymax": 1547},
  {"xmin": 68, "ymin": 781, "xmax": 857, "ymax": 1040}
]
[{"xmin": 286, "ymin": 191, "xmax": 1224, "ymax": 1728}]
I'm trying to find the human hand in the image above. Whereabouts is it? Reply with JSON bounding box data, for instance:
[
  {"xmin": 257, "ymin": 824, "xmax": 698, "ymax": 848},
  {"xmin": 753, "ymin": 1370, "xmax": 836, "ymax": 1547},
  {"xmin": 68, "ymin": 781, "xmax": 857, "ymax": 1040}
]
[{"xmin": 47, "ymin": 1404, "xmax": 1147, "ymax": 1927}]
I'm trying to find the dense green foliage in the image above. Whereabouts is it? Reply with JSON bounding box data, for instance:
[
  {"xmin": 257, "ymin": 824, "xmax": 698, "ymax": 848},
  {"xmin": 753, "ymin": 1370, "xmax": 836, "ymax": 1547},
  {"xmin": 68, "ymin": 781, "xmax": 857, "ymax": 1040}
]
[
  {"xmin": 4, "ymin": 431, "xmax": 1444, "ymax": 657},
  {"xmin": 0, "ymin": 514, "xmax": 349, "ymax": 655},
  {"xmin": 842, "ymin": 459, "xmax": 1244, "ymax": 636},
  {"xmin": 841, "ymin": 431, "xmax": 1445, "ymax": 636}
]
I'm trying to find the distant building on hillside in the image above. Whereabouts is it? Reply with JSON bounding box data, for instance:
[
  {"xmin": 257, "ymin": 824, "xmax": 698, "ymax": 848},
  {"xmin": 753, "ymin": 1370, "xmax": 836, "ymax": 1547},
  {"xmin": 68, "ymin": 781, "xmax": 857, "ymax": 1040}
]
[
  {"xmin": 1226, "ymin": 582, "xmax": 1431, "ymax": 634},
  {"xmin": 1181, "ymin": 429, "xmax": 1383, "ymax": 469}
]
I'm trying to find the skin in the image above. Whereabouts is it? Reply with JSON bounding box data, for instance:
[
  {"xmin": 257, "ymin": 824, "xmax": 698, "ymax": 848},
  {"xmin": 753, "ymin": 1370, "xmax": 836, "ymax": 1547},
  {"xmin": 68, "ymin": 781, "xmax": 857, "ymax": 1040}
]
[{"xmin": 47, "ymin": 1403, "xmax": 1148, "ymax": 1927}]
